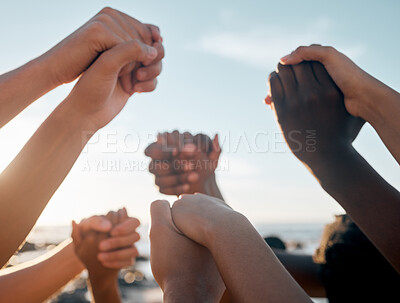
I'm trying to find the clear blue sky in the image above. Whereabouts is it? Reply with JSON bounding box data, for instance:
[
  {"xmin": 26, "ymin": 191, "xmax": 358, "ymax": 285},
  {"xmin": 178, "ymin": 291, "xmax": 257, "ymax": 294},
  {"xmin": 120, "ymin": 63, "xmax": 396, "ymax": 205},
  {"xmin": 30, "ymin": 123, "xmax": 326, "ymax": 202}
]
[{"xmin": 0, "ymin": 0, "xmax": 398, "ymax": 225}]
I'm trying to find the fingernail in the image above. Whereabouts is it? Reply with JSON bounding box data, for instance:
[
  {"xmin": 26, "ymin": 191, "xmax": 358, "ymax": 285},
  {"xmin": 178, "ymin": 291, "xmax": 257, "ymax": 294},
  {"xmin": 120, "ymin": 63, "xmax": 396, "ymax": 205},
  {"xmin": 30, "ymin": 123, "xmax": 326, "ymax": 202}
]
[
  {"xmin": 280, "ymin": 54, "xmax": 291, "ymax": 64},
  {"xmin": 264, "ymin": 95, "xmax": 272, "ymax": 105},
  {"xmin": 147, "ymin": 46, "xmax": 157, "ymax": 59}
]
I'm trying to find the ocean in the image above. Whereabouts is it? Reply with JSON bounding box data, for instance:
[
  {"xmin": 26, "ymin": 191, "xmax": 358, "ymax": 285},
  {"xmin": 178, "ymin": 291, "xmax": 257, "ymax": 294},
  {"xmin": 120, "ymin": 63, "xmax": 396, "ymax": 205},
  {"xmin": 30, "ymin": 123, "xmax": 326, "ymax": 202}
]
[{"xmin": 15, "ymin": 222, "xmax": 328, "ymax": 303}]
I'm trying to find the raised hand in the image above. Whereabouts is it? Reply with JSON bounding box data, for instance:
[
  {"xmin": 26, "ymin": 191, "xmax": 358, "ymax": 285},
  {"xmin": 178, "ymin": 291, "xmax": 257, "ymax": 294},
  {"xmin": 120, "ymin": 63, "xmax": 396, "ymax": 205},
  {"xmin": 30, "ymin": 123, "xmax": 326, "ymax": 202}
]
[
  {"xmin": 169, "ymin": 194, "xmax": 312, "ymax": 303},
  {"xmin": 267, "ymin": 58, "xmax": 400, "ymax": 273},
  {"xmin": 65, "ymin": 39, "xmax": 159, "ymax": 130},
  {"xmin": 98, "ymin": 209, "xmax": 141, "ymax": 269},
  {"xmin": 267, "ymin": 61, "xmax": 364, "ymax": 168},
  {"xmin": 145, "ymin": 131, "xmax": 222, "ymax": 198},
  {"xmin": 270, "ymin": 44, "xmax": 400, "ymax": 164},
  {"xmin": 149, "ymin": 199, "xmax": 225, "ymax": 302},
  {"xmin": 170, "ymin": 193, "xmax": 234, "ymax": 247},
  {"xmin": 44, "ymin": 7, "xmax": 163, "ymax": 89},
  {"xmin": 71, "ymin": 208, "xmax": 141, "ymax": 303}
]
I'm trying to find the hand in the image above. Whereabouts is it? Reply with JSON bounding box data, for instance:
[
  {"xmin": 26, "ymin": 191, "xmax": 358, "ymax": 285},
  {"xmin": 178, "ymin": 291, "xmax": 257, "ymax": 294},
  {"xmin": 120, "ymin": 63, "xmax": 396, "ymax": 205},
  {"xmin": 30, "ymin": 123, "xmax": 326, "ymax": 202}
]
[
  {"xmin": 170, "ymin": 193, "xmax": 236, "ymax": 248},
  {"xmin": 270, "ymin": 45, "xmax": 381, "ymax": 120},
  {"xmin": 71, "ymin": 216, "xmax": 118, "ymax": 285},
  {"xmin": 149, "ymin": 200, "xmax": 225, "ymax": 301},
  {"xmin": 267, "ymin": 61, "xmax": 364, "ymax": 167},
  {"xmin": 65, "ymin": 39, "xmax": 159, "ymax": 130},
  {"xmin": 71, "ymin": 209, "xmax": 140, "ymax": 282},
  {"xmin": 44, "ymin": 7, "xmax": 163, "ymax": 91},
  {"xmin": 99, "ymin": 208, "xmax": 141, "ymax": 269},
  {"xmin": 145, "ymin": 131, "xmax": 221, "ymax": 196}
]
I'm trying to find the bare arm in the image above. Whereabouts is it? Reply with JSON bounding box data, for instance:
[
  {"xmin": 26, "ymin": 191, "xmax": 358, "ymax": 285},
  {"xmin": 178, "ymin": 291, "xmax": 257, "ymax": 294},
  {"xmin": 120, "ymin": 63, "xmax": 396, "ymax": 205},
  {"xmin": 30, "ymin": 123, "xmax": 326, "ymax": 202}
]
[
  {"xmin": 0, "ymin": 240, "xmax": 84, "ymax": 303},
  {"xmin": 0, "ymin": 59, "xmax": 56, "ymax": 128},
  {"xmin": 0, "ymin": 39, "xmax": 161, "ymax": 268},
  {"xmin": 0, "ymin": 102, "xmax": 96, "ymax": 267},
  {"xmin": 278, "ymin": 45, "xmax": 400, "ymax": 164},
  {"xmin": 273, "ymin": 250, "xmax": 325, "ymax": 297},
  {"xmin": 171, "ymin": 194, "xmax": 312, "ymax": 303},
  {"xmin": 311, "ymin": 146, "xmax": 400, "ymax": 272},
  {"xmin": 0, "ymin": 7, "xmax": 162, "ymax": 129},
  {"xmin": 267, "ymin": 59, "xmax": 400, "ymax": 273}
]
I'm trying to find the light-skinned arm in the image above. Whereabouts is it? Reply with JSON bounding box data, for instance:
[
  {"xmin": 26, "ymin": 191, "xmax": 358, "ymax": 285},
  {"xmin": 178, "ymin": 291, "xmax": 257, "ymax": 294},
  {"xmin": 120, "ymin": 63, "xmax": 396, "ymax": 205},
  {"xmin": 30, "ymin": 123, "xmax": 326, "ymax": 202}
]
[
  {"xmin": 171, "ymin": 194, "xmax": 312, "ymax": 303},
  {"xmin": 0, "ymin": 7, "xmax": 163, "ymax": 129},
  {"xmin": 0, "ymin": 39, "xmax": 161, "ymax": 268},
  {"xmin": 0, "ymin": 210, "xmax": 140, "ymax": 303}
]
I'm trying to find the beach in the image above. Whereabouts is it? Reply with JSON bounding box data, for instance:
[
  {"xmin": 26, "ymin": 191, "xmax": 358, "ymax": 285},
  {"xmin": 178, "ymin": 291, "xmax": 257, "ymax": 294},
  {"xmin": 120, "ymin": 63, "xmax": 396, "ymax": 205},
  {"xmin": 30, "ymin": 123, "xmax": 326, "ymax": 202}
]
[{"xmin": 7, "ymin": 223, "xmax": 329, "ymax": 303}]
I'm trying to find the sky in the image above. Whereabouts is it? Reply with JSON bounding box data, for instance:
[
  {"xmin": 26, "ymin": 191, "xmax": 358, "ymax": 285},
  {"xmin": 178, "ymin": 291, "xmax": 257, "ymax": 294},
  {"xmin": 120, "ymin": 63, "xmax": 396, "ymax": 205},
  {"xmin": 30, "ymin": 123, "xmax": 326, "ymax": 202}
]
[{"xmin": 0, "ymin": 0, "xmax": 399, "ymax": 226}]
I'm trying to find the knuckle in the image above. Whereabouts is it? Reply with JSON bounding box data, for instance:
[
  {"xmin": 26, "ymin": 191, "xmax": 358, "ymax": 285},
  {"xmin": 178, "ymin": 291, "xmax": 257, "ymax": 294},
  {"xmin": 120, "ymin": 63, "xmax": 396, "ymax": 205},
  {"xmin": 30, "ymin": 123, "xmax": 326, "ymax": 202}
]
[
  {"xmin": 295, "ymin": 45, "xmax": 307, "ymax": 54},
  {"xmin": 141, "ymin": 27, "xmax": 152, "ymax": 43},
  {"xmin": 323, "ymin": 46, "xmax": 336, "ymax": 58},
  {"xmin": 95, "ymin": 13, "xmax": 114, "ymax": 26},
  {"xmin": 304, "ymin": 92, "xmax": 320, "ymax": 104},
  {"xmin": 99, "ymin": 6, "xmax": 114, "ymax": 15},
  {"xmin": 325, "ymin": 87, "xmax": 341, "ymax": 100},
  {"xmin": 268, "ymin": 71, "xmax": 278, "ymax": 82},
  {"xmin": 151, "ymin": 79, "xmax": 158, "ymax": 90},
  {"xmin": 154, "ymin": 177, "xmax": 162, "ymax": 186},
  {"xmin": 87, "ymin": 21, "xmax": 108, "ymax": 37},
  {"xmin": 129, "ymin": 39, "xmax": 142, "ymax": 53}
]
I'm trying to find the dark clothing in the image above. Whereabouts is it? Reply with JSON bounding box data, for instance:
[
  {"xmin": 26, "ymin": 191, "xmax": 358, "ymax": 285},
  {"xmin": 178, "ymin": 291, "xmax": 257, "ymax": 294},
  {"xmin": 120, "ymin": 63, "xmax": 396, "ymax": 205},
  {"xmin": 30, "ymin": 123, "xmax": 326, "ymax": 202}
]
[{"xmin": 314, "ymin": 215, "xmax": 400, "ymax": 303}]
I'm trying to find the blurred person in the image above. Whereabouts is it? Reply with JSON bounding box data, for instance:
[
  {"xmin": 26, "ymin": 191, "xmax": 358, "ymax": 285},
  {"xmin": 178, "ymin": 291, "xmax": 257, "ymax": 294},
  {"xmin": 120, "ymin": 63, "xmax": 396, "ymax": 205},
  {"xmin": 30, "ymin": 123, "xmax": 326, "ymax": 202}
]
[
  {"xmin": 0, "ymin": 208, "xmax": 140, "ymax": 303},
  {"xmin": 0, "ymin": 7, "xmax": 164, "ymax": 267}
]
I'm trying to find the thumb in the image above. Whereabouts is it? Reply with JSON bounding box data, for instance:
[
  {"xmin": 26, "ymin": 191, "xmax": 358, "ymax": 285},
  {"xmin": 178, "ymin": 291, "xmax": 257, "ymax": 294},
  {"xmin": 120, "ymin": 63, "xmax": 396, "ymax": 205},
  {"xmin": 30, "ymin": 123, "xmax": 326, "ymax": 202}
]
[
  {"xmin": 150, "ymin": 200, "xmax": 181, "ymax": 234},
  {"xmin": 71, "ymin": 220, "xmax": 82, "ymax": 247},
  {"xmin": 94, "ymin": 40, "xmax": 158, "ymax": 75},
  {"xmin": 280, "ymin": 45, "xmax": 336, "ymax": 65},
  {"xmin": 79, "ymin": 215, "xmax": 112, "ymax": 233},
  {"xmin": 209, "ymin": 134, "xmax": 221, "ymax": 161},
  {"xmin": 145, "ymin": 142, "xmax": 174, "ymax": 160}
]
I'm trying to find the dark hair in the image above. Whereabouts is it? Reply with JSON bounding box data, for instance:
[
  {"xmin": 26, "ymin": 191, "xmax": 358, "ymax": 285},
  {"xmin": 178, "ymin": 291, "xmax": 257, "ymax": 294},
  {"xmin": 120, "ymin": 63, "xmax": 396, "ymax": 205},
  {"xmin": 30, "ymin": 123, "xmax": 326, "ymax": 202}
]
[{"xmin": 315, "ymin": 215, "xmax": 400, "ymax": 302}]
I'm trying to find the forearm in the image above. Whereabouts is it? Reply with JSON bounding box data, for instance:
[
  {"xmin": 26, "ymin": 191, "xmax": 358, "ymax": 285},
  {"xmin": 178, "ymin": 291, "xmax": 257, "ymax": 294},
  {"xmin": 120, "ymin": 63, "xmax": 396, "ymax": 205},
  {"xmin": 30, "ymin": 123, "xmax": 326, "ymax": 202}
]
[
  {"xmin": 88, "ymin": 276, "xmax": 121, "ymax": 303},
  {"xmin": 0, "ymin": 240, "xmax": 84, "ymax": 303},
  {"xmin": 0, "ymin": 100, "xmax": 97, "ymax": 267},
  {"xmin": 207, "ymin": 212, "xmax": 311, "ymax": 303},
  {"xmin": 360, "ymin": 81, "xmax": 400, "ymax": 164},
  {"xmin": 163, "ymin": 277, "xmax": 221, "ymax": 303},
  {"xmin": 0, "ymin": 56, "xmax": 57, "ymax": 128},
  {"xmin": 311, "ymin": 146, "xmax": 400, "ymax": 272},
  {"xmin": 274, "ymin": 250, "xmax": 325, "ymax": 297}
]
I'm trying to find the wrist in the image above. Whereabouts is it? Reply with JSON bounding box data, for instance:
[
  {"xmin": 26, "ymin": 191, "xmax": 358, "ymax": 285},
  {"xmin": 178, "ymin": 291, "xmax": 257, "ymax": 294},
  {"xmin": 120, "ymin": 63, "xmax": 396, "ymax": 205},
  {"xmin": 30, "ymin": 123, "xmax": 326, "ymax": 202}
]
[
  {"xmin": 307, "ymin": 144, "xmax": 359, "ymax": 188},
  {"xmin": 26, "ymin": 55, "xmax": 61, "ymax": 91},
  {"xmin": 206, "ymin": 210, "xmax": 246, "ymax": 250},
  {"xmin": 88, "ymin": 272, "xmax": 119, "ymax": 291},
  {"xmin": 193, "ymin": 173, "xmax": 217, "ymax": 195},
  {"xmin": 355, "ymin": 75, "xmax": 399, "ymax": 125},
  {"xmin": 54, "ymin": 98, "xmax": 99, "ymax": 134}
]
